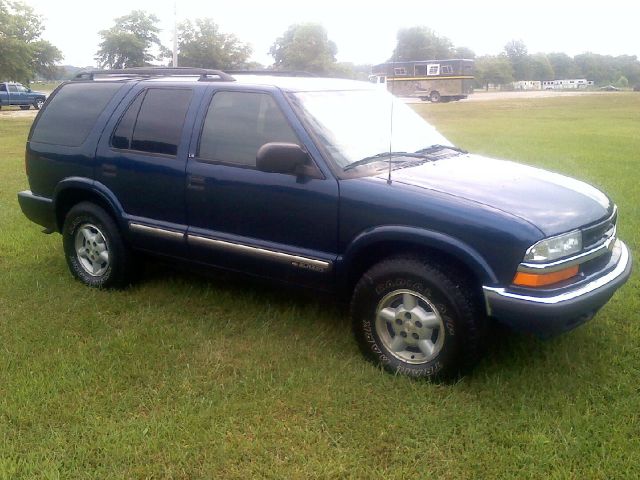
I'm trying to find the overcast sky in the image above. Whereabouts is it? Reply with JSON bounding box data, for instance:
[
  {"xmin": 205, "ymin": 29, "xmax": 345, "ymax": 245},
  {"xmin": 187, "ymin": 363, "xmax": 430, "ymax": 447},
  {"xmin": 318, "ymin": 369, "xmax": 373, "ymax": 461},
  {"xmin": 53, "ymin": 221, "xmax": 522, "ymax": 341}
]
[{"xmin": 24, "ymin": 0, "xmax": 640, "ymax": 67}]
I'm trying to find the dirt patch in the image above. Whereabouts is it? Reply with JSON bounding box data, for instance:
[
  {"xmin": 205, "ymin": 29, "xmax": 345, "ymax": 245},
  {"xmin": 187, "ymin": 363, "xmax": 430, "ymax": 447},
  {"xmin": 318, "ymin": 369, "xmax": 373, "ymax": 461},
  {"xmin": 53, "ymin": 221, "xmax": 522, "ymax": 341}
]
[
  {"xmin": 404, "ymin": 90, "xmax": 612, "ymax": 104},
  {"xmin": 0, "ymin": 109, "xmax": 38, "ymax": 118}
]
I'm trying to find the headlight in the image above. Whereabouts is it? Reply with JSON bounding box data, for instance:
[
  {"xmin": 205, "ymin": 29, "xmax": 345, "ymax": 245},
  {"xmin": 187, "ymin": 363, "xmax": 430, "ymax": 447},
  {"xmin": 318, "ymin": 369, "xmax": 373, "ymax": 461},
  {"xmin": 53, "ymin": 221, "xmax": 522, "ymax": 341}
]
[{"xmin": 524, "ymin": 230, "xmax": 582, "ymax": 263}]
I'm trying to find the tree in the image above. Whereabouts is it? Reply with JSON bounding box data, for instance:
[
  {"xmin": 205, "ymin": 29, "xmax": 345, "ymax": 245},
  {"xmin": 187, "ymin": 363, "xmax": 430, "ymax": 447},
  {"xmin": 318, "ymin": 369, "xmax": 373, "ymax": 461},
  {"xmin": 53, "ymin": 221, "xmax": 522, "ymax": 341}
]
[
  {"xmin": 615, "ymin": 75, "xmax": 629, "ymax": 89},
  {"xmin": 269, "ymin": 23, "xmax": 337, "ymax": 74},
  {"xmin": 95, "ymin": 10, "xmax": 161, "ymax": 69},
  {"xmin": 0, "ymin": 0, "xmax": 61, "ymax": 82},
  {"xmin": 391, "ymin": 26, "xmax": 453, "ymax": 61},
  {"xmin": 177, "ymin": 18, "xmax": 251, "ymax": 69},
  {"xmin": 474, "ymin": 55, "xmax": 514, "ymax": 89},
  {"xmin": 529, "ymin": 53, "xmax": 554, "ymax": 81},
  {"xmin": 504, "ymin": 39, "xmax": 530, "ymax": 80},
  {"xmin": 547, "ymin": 52, "xmax": 578, "ymax": 80},
  {"xmin": 454, "ymin": 46, "xmax": 475, "ymax": 59},
  {"xmin": 329, "ymin": 62, "xmax": 372, "ymax": 80}
]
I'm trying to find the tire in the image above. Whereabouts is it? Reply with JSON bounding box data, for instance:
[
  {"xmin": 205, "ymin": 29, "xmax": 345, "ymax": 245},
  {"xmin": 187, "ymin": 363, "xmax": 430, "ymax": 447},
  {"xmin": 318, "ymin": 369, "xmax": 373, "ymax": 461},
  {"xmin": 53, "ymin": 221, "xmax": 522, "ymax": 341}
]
[
  {"xmin": 20, "ymin": 105, "xmax": 30, "ymax": 110},
  {"xmin": 351, "ymin": 257, "xmax": 486, "ymax": 380},
  {"xmin": 429, "ymin": 91, "xmax": 441, "ymax": 103},
  {"xmin": 62, "ymin": 202, "xmax": 133, "ymax": 288},
  {"xmin": 34, "ymin": 98, "xmax": 44, "ymax": 110}
]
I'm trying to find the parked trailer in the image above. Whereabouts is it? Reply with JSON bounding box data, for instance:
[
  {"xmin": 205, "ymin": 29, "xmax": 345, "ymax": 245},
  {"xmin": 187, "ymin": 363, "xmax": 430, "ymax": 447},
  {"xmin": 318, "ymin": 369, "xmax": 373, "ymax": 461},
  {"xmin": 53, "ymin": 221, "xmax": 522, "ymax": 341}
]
[
  {"xmin": 542, "ymin": 79, "xmax": 594, "ymax": 90},
  {"xmin": 370, "ymin": 59, "xmax": 474, "ymax": 102}
]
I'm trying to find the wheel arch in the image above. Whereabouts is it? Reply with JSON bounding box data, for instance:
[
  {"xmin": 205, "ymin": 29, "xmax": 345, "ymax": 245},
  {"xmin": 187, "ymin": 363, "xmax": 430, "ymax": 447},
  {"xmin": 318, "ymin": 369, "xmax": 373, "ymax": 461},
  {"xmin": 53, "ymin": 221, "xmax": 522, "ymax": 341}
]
[
  {"xmin": 340, "ymin": 226, "xmax": 498, "ymax": 294},
  {"xmin": 53, "ymin": 178, "xmax": 125, "ymax": 232}
]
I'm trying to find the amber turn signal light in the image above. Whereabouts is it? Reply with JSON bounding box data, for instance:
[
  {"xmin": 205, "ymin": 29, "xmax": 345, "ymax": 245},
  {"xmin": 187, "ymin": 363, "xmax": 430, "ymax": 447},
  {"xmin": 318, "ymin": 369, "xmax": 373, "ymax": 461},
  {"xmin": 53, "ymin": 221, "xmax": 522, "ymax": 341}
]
[{"xmin": 513, "ymin": 265, "xmax": 579, "ymax": 287}]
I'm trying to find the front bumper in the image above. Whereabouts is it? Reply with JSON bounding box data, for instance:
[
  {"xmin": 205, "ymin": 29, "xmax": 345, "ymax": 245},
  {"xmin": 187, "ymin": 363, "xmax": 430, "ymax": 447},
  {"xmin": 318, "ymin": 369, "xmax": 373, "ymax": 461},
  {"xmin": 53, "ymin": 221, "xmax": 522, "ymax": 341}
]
[{"xmin": 483, "ymin": 240, "xmax": 632, "ymax": 336}]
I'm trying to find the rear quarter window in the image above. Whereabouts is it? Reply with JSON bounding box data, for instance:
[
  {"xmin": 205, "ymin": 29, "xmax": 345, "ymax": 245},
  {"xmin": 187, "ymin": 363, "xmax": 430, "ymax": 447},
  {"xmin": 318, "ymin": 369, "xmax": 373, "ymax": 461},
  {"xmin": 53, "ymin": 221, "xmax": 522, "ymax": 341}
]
[{"xmin": 30, "ymin": 82, "xmax": 123, "ymax": 147}]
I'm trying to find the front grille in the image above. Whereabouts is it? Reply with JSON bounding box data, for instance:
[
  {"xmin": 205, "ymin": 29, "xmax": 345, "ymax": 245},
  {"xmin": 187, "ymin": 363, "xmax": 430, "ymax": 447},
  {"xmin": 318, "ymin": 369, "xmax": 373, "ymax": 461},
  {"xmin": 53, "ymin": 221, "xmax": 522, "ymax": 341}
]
[{"xmin": 582, "ymin": 208, "xmax": 617, "ymax": 249}]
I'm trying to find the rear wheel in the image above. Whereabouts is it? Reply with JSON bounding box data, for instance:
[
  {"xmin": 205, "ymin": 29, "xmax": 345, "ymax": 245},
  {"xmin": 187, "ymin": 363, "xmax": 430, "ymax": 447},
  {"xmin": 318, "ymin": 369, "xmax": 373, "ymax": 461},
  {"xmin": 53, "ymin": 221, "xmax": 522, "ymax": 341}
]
[
  {"xmin": 62, "ymin": 202, "xmax": 133, "ymax": 288},
  {"xmin": 351, "ymin": 257, "xmax": 486, "ymax": 379}
]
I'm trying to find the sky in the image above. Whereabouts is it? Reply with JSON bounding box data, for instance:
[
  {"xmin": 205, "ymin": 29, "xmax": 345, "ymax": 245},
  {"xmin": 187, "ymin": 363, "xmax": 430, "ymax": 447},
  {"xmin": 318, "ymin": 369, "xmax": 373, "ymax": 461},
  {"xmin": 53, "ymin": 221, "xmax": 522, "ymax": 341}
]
[{"xmin": 23, "ymin": 0, "xmax": 640, "ymax": 67}]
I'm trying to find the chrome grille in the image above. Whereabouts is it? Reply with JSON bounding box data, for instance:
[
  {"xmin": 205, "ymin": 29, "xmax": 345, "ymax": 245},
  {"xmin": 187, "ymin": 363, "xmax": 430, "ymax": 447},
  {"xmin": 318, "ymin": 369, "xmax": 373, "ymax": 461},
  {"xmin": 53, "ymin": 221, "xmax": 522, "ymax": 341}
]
[{"xmin": 582, "ymin": 208, "xmax": 617, "ymax": 249}]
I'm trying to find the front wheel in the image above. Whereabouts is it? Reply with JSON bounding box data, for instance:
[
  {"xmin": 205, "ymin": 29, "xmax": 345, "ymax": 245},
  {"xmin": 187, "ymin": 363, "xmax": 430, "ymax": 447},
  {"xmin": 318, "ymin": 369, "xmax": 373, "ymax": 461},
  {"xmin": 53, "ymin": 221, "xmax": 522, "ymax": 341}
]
[
  {"xmin": 62, "ymin": 202, "xmax": 133, "ymax": 288},
  {"xmin": 351, "ymin": 257, "xmax": 486, "ymax": 379},
  {"xmin": 429, "ymin": 91, "xmax": 441, "ymax": 103},
  {"xmin": 34, "ymin": 98, "xmax": 44, "ymax": 110}
]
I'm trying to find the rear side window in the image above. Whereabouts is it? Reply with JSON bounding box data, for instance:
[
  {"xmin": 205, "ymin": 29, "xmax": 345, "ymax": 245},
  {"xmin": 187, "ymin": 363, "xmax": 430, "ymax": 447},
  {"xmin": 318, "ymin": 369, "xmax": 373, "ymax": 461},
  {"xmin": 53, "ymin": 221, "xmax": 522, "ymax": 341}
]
[
  {"xmin": 112, "ymin": 88, "xmax": 192, "ymax": 156},
  {"xmin": 31, "ymin": 83, "xmax": 122, "ymax": 147}
]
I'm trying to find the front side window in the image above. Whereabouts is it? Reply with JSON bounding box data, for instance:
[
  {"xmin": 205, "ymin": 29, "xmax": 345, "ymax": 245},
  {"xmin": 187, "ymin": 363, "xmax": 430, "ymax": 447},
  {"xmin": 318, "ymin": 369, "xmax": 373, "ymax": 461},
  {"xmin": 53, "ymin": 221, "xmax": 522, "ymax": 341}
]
[
  {"xmin": 0, "ymin": 84, "xmax": 6, "ymax": 92},
  {"xmin": 8, "ymin": 85, "xmax": 18, "ymax": 93},
  {"xmin": 17, "ymin": 85, "xmax": 28, "ymax": 92},
  {"xmin": 111, "ymin": 88, "xmax": 192, "ymax": 156},
  {"xmin": 198, "ymin": 91, "xmax": 299, "ymax": 167}
]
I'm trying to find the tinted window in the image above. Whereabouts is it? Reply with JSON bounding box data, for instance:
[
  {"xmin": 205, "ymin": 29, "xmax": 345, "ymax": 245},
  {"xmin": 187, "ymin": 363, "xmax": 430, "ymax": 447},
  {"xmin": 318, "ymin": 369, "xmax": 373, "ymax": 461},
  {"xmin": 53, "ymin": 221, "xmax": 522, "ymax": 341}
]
[
  {"xmin": 130, "ymin": 88, "xmax": 192, "ymax": 156},
  {"xmin": 198, "ymin": 91, "xmax": 299, "ymax": 167},
  {"xmin": 8, "ymin": 85, "xmax": 18, "ymax": 92},
  {"xmin": 31, "ymin": 82, "xmax": 122, "ymax": 146},
  {"xmin": 0, "ymin": 84, "xmax": 5, "ymax": 92},
  {"xmin": 111, "ymin": 92, "xmax": 144, "ymax": 150}
]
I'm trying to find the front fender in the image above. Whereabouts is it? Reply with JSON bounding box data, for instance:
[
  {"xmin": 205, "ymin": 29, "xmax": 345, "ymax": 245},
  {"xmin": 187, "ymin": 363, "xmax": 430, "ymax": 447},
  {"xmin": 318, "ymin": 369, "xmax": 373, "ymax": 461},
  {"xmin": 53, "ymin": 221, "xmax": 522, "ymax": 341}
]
[{"xmin": 338, "ymin": 225, "xmax": 499, "ymax": 286}]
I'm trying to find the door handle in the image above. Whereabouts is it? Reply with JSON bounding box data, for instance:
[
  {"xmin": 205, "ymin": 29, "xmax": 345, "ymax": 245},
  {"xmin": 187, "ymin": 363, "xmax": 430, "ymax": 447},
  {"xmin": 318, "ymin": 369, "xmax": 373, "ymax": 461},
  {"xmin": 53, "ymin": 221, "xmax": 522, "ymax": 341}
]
[
  {"xmin": 102, "ymin": 163, "xmax": 117, "ymax": 177},
  {"xmin": 187, "ymin": 175, "xmax": 205, "ymax": 190}
]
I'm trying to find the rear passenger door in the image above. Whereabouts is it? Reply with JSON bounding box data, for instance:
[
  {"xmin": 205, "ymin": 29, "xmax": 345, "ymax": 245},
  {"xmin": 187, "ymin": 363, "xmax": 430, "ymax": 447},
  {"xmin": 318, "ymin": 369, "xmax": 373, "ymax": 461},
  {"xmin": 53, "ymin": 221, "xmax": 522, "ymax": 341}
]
[
  {"xmin": 185, "ymin": 89, "xmax": 339, "ymax": 289},
  {"xmin": 95, "ymin": 86, "xmax": 200, "ymax": 257}
]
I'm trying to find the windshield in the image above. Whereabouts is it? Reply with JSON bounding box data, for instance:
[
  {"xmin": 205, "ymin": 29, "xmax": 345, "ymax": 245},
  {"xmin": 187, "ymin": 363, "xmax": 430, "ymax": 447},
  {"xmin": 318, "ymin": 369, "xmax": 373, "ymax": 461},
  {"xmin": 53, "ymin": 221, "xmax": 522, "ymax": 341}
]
[{"xmin": 289, "ymin": 89, "xmax": 452, "ymax": 170}]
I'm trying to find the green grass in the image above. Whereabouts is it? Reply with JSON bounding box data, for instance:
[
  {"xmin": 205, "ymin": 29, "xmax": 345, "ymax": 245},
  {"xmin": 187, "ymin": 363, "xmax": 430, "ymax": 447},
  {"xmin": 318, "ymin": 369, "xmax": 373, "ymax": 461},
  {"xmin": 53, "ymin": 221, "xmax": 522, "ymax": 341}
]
[{"xmin": 1, "ymin": 94, "xmax": 639, "ymax": 478}]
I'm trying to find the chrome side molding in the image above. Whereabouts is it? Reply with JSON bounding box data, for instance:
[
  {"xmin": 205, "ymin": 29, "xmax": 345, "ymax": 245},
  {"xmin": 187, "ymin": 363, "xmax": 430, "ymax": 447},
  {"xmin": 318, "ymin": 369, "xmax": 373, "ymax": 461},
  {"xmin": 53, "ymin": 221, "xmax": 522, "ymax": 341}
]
[
  {"xmin": 188, "ymin": 234, "xmax": 332, "ymax": 273},
  {"xmin": 129, "ymin": 222, "xmax": 185, "ymax": 240}
]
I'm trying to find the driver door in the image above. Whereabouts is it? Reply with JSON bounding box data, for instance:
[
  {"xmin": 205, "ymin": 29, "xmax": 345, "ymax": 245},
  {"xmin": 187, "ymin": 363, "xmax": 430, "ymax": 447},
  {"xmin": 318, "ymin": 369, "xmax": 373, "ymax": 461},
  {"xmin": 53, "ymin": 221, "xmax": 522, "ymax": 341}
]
[{"xmin": 185, "ymin": 89, "xmax": 339, "ymax": 289}]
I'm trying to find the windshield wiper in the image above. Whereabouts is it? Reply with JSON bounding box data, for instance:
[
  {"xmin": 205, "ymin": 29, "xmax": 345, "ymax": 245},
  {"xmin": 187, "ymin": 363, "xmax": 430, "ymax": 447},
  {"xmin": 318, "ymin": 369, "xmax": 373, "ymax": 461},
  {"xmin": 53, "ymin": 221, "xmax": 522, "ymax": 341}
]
[
  {"xmin": 415, "ymin": 144, "xmax": 468, "ymax": 155},
  {"xmin": 344, "ymin": 151, "xmax": 430, "ymax": 171}
]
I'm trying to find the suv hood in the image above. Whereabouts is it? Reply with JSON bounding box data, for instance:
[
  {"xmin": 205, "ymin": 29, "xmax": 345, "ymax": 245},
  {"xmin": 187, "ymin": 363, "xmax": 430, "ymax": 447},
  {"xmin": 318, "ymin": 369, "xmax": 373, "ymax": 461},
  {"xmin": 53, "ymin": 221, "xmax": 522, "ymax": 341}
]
[{"xmin": 381, "ymin": 154, "xmax": 612, "ymax": 236}]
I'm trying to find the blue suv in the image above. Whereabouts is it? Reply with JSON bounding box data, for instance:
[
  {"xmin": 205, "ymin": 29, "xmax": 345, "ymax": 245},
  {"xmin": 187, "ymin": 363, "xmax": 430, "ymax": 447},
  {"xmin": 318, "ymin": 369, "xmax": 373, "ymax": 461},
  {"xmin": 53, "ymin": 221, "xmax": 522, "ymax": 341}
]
[{"xmin": 18, "ymin": 68, "xmax": 632, "ymax": 379}]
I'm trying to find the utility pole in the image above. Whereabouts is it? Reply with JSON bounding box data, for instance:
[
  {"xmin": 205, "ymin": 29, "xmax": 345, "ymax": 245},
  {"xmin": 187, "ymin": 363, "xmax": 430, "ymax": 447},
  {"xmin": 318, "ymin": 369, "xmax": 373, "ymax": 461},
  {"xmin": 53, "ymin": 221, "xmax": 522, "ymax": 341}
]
[{"xmin": 172, "ymin": 2, "xmax": 178, "ymax": 67}]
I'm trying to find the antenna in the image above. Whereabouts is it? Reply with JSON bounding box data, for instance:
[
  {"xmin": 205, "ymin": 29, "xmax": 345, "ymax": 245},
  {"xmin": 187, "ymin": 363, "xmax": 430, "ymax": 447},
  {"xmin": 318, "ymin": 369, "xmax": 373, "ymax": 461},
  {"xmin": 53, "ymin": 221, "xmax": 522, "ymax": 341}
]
[
  {"xmin": 172, "ymin": 2, "xmax": 178, "ymax": 67},
  {"xmin": 387, "ymin": 51, "xmax": 398, "ymax": 185}
]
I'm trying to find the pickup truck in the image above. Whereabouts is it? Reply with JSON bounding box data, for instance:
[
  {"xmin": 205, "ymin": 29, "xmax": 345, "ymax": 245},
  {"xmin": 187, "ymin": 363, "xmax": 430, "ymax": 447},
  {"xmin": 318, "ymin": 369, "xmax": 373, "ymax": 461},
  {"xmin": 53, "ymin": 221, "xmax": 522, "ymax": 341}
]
[{"xmin": 0, "ymin": 82, "xmax": 47, "ymax": 110}]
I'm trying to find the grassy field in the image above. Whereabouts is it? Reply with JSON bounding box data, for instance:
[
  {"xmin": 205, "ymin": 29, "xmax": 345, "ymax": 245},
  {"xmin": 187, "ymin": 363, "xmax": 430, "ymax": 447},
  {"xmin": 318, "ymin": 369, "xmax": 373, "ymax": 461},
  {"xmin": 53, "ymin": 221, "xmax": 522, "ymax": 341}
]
[{"xmin": 0, "ymin": 94, "xmax": 638, "ymax": 478}]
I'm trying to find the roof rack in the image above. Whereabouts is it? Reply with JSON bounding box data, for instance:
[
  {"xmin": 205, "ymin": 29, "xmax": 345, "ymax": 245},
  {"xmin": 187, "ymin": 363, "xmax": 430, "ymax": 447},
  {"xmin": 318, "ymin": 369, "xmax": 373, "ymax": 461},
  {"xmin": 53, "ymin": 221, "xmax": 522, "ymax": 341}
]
[
  {"xmin": 225, "ymin": 70, "xmax": 317, "ymax": 77},
  {"xmin": 73, "ymin": 67, "xmax": 235, "ymax": 82}
]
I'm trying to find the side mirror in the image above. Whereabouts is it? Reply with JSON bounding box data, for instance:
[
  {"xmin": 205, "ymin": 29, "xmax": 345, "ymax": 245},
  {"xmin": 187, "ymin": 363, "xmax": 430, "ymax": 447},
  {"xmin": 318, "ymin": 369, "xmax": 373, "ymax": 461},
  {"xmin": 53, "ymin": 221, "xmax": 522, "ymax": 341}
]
[
  {"xmin": 27, "ymin": 88, "xmax": 32, "ymax": 93},
  {"xmin": 256, "ymin": 142, "xmax": 311, "ymax": 175}
]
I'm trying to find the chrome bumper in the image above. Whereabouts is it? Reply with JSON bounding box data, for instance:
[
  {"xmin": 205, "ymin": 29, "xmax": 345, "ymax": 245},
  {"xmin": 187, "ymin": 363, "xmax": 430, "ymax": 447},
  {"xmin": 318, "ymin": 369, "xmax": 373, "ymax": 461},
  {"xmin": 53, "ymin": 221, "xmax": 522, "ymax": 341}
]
[{"xmin": 482, "ymin": 240, "xmax": 632, "ymax": 335}]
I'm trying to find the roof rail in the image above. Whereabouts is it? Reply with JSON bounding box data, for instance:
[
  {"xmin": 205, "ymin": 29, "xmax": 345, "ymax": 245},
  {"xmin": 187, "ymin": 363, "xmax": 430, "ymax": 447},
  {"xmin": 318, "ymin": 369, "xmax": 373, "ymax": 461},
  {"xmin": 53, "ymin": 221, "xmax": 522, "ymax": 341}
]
[
  {"xmin": 73, "ymin": 67, "xmax": 235, "ymax": 82},
  {"xmin": 226, "ymin": 70, "xmax": 317, "ymax": 77}
]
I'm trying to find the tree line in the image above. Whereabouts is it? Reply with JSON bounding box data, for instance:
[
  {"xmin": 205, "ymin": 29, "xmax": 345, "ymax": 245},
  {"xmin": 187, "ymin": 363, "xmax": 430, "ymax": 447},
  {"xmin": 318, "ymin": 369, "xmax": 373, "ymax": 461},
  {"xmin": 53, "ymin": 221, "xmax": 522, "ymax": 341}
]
[
  {"xmin": 2, "ymin": 2, "xmax": 639, "ymax": 88},
  {"xmin": 0, "ymin": 0, "xmax": 62, "ymax": 83}
]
